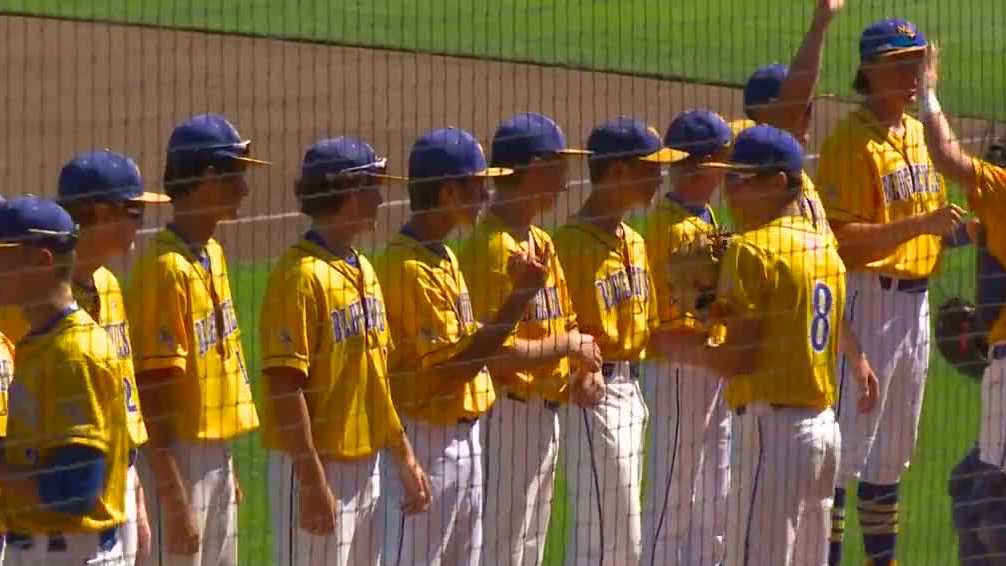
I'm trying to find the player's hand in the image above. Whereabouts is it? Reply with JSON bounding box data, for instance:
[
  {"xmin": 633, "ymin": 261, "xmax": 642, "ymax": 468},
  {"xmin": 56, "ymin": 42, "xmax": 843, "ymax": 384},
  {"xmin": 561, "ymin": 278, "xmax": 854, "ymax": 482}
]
[
  {"xmin": 397, "ymin": 457, "xmax": 432, "ymax": 516},
  {"xmin": 813, "ymin": 0, "xmax": 844, "ymax": 23},
  {"xmin": 298, "ymin": 474, "xmax": 338, "ymax": 535},
  {"xmin": 136, "ymin": 489, "xmax": 152, "ymax": 560},
  {"xmin": 570, "ymin": 368, "xmax": 606, "ymax": 407},
  {"xmin": 234, "ymin": 471, "xmax": 244, "ymax": 506},
  {"xmin": 569, "ymin": 331, "xmax": 602, "ymax": 373},
  {"xmin": 966, "ymin": 218, "xmax": 981, "ymax": 243},
  {"xmin": 163, "ymin": 498, "xmax": 201, "ymax": 556},
  {"xmin": 921, "ymin": 42, "xmax": 940, "ymax": 90},
  {"xmin": 507, "ymin": 248, "xmax": 549, "ymax": 293},
  {"xmin": 853, "ymin": 353, "xmax": 880, "ymax": 413},
  {"xmin": 920, "ymin": 204, "xmax": 965, "ymax": 236}
]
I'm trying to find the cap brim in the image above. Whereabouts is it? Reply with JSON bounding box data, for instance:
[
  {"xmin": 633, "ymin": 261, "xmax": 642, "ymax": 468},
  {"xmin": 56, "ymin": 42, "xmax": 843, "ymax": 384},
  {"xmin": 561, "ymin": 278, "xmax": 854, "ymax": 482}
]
[
  {"xmin": 367, "ymin": 172, "xmax": 409, "ymax": 182},
  {"xmin": 699, "ymin": 161, "xmax": 773, "ymax": 172},
  {"xmin": 231, "ymin": 155, "xmax": 272, "ymax": 166},
  {"xmin": 473, "ymin": 167, "xmax": 514, "ymax": 177},
  {"xmin": 130, "ymin": 192, "xmax": 172, "ymax": 204},
  {"xmin": 0, "ymin": 242, "xmax": 21, "ymax": 248},
  {"xmin": 556, "ymin": 148, "xmax": 592, "ymax": 156},
  {"xmin": 639, "ymin": 147, "xmax": 689, "ymax": 164},
  {"xmin": 869, "ymin": 45, "xmax": 927, "ymax": 59}
]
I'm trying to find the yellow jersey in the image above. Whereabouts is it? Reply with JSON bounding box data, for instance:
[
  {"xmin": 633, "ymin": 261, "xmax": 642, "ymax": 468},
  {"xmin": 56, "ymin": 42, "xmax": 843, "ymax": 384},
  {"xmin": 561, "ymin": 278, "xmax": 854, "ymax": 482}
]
[
  {"xmin": 553, "ymin": 218, "xmax": 658, "ymax": 361},
  {"xmin": 74, "ymin": 267, "xmax": 147, "ymax": 448},
  {"xmin": 718, "ymin": 215, "xmax": 845, "ymax": 410},
  {"xmin": 5, "ymin": 309, "xmax": 129, "ymax": 533},
  {"xmin": 374, "ymin": 232, "xmax": 495, "ymax": 425},
  {"xmin": 970, "ymin": 158, "xmax": 1006, "ymax": 344},
  {"xmin": 817, "ymin": 106, "xmax": 947, "ymax": 277},
  {"xmin": 0, "ymin": 306, "xmax": 28, "ymax": 343},
  {"xmin": 126, "ymin": 228, "xmax": 259, "ymax": 441},
  {"xmin": 259, "ymin": 236, "xmax": 403, "ymax": 459},
  {"xmin": 458, "ymin": 212, "xmax": 578, "ymax": 403},
  {"xmin": 0, "ymin": 332, "xmax": 11, "ymax": 435},
  {"xmin": 642, "ymin": 195, "xmax": 720, "ymax": 333}
]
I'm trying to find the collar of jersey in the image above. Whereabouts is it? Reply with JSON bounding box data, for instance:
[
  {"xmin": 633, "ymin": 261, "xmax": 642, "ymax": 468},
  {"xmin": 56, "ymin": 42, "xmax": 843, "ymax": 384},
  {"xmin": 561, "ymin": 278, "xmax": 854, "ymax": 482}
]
[
  {"xmin": 569, "ymin": 216, "xmax": 624, "ymax": 249},
  {"xmin": 22, "ymin": 303, "xmax": 80, "ymax": 341},
  {"xmin": 302, "ymin": 230, "xmax": 360, "ymax": 267},
  {"xmin": 160, "ymin": 227, "xmax": 213, "ymax": 272},
  {"xmin": 853, "ymin": 105, "xmax": 911, "ymax": 148},
  {"xmin": 664, "ymin": 192, "xmax": 715, "ymax": 225},
  {"xmin": 397, "ymin": 226, "xmax": 451, "ymax": 261},
  {"xmin": 480, "ymin": 211, "xmax": 540, "ymax": 247}
]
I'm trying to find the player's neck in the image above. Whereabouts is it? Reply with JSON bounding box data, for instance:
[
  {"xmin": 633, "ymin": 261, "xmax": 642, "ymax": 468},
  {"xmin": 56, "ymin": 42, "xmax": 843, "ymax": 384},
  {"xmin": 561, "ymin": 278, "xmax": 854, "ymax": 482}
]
[
  {"xmin": 578, "ymin": 191, "xmax": 626, "ymax": 233},
  {"xmin": 739, "ymin": 197, "xmax": 801, "ymax": 231},
  {"xmin": 671, "ymin": 176, "xmax": 715, "ymax": 207},
  {"xmin": 404, "ymin": 212, "xmax": 454, "ymax": 245},
  {"xmin": 23, "ymin": 283, "xmax": 76, "ymax": 334},
  {"xmin": 71, "ymin": 236, "xmax": 109, "ymax": 288},
  {"xmin": 309, "ymin": 221, "xmax": 356, "ymax": 257},
  {"xmin": 865, "ymin": 97, "xmax": 907, "ymax": 131},
  {"xmin": 489, "ymin": 192, "xmax": 536, "ymax": 235},
  {"xmin": 168, "ymin": 214, "xmax": 218, "ymax": 249}
]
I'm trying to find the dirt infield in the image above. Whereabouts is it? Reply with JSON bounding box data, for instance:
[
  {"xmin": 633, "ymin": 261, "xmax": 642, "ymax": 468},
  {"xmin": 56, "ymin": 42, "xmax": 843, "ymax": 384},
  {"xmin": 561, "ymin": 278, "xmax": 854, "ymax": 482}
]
[{"xmin": 0, "ymin": 14, "xmax": 994, "ymax": 262}]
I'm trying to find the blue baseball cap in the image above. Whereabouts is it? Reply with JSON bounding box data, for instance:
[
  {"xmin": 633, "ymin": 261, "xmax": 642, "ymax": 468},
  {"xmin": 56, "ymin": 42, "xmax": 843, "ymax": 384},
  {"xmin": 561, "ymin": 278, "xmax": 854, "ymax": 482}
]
[
  {"xmin": 408, "ymin": 127, "xmax": 512, "ymax": 181},
  {"xmin": 744, "ymin": 64, "xmax": 789, "ymax": 111},
  {"xmin": 702, "ymin": 125, "xmax": 804, "ymax": 174},
  {"xmin": 301, "ymin": 137, "xmax": 404, "ymax": 180},
  {"xmin": 0, "ymin": 196, "xmax": 78, "ymax": 252},
  {"xmin": 587, "ymin": 117, "xmax": 688, "ymax": 163},
  {"xmin": 491, "ymin": 113, "xmax": 590, "ymax": 167},
  {"xmin": 663, "ymin": 110, "xmax": 732, "ymax": 158},
  {"xmin": 167, "ymin": 113, "xmax": 271, "ymax": 166},
  {"xmin": 860, "ymin": 18, "xmax": 926, "ymax": 61},
  {"xmin": 58, "ymin": 150, "xmax": 170, "ymax": 204}
]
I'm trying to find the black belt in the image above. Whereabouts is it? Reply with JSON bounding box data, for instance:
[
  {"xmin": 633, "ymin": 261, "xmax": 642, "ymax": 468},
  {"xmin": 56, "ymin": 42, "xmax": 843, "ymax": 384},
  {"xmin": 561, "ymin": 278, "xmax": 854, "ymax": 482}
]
[
  {"xmin": 992, "ymin": 345, "xmax": 1006, "ymax": 361},
  {"xmin": 6, "ymin": 526, "xmax": 118, "ymax": 553},
  {"xmin": 879, "ymin": 276, "xmax": 928, "ymax": 294},
  {"xmin": 129, "ymin": 448, "xmax": 138, "ymax": 468},
  {"xmin": 600, "ymin": 361, "xmax": 640, "ymax": 380},
  {"xmin": 457, "ymin": 416, "xmax": 479, "ymax": 425},
  {"xmin": 505, "ymin": 392, "xmax": 561, "ymax": 411},
  {"xmin": 734, "ymin": 403, "xmax": 807, "ymax": 416}
]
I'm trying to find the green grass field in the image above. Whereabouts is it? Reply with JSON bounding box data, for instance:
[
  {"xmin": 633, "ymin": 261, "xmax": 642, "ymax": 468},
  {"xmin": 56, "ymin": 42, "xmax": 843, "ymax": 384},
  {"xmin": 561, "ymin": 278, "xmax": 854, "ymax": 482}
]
[
  {"xmin": 3, "ymin": 0, "xmax": 997, "ymax": 563},
  {"xmin": 5, "ymin": 0, "xmax": 1006, "ymax": 119}
]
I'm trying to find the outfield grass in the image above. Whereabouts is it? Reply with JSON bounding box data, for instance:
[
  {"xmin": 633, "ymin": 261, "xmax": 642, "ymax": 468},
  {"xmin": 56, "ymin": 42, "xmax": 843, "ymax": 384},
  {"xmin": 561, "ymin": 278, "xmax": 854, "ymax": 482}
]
[{"xmin": 5, "ymin": 0, "xmax": 1006, "ymax": 120}]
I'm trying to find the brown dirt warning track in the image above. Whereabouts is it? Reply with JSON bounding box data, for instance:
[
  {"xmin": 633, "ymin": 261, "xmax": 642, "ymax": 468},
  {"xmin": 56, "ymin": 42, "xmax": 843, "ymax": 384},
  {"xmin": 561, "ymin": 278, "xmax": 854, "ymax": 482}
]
[{"xmin": 0, "ymin": 14, "xmax": 993, "ymax": 263}]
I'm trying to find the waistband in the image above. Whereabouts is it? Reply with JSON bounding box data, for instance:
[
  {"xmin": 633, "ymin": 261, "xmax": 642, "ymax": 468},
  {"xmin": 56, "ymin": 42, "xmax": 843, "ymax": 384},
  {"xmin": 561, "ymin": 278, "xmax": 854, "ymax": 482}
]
[
  {"xmin": 601, "ymin": 361, "xmax": 640, "ymax": 381},
  {"xmin": 505, "ymin": 392, "xmax": 561, "ymax": 411},
  {"xmin": 733, "ymin": 402, "xmax": 825, "ymax": 417},
  {"xmin": 6, "ymin": 526, "xmax": 118, "ymax": 553},
  {"xmin": 878, "ymin": 275, "xmax": 928, "ymax": 294},
  {"xmin": 129, "ymin": 448, "xmax": 138, "ymax": 468}
]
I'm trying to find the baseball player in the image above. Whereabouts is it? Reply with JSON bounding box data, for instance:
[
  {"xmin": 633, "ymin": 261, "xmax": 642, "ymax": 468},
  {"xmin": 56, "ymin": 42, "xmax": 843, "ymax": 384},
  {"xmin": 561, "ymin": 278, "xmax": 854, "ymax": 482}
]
[
  {"xmin": 0, "ymin": 194, "xmax": 9, "ymax": 564},
  {"xmin": 665, "ymin": 125, "xmax": 860, "ymax": 565},
  {"xmin": 918, "ymin": 39, "xmax": 1006, "ymax": 501},
  {"xmin": 457, "ymin": 113, "xmax": 604, "ymax": 566},
  {"xmin": 126, "ymin": 114, "xmax": 264, "ymax": 566},
  {"xmin": 553, "ymin": 116, "xmax": 686, "ymax": 566},
  {"xmin": 0, "ymin": 196, "xmax": 131, "ymax": 565},
  {"xmin": 640, "ymin": 109, "xmax": 733, "ymax": 566},
  {"xmin": 55, "ymin": 150, "xmax": 171, "ymax": 565},
  {"xmin": 816, "ymin": 19, "xmax": 966, "ymax": 566},
  {"xmin": 259, "ymin": 137, "xmax": 431, "ymax": 566},
  {"xmin": 374, "ymin": 127, "xmax": 547, "ymax": 566}
]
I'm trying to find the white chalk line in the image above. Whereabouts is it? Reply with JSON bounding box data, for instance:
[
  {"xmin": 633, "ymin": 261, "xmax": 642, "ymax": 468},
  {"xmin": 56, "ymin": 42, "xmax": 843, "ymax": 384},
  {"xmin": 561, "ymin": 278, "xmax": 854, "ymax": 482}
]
[{"xmin": 137, "ymin": 135, "xmax": 987, "ymax": 236}]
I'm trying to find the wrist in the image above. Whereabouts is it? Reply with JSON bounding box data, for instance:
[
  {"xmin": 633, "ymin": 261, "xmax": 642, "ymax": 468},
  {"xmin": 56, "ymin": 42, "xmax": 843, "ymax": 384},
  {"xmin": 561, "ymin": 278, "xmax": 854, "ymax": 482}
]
[
  {"xmin": 919, "ymin": 89, "xmax": 942, "ymax": 117},
  {"xmin": 292, "ymin": 453, "xmax": 325, "ymax": 484}
]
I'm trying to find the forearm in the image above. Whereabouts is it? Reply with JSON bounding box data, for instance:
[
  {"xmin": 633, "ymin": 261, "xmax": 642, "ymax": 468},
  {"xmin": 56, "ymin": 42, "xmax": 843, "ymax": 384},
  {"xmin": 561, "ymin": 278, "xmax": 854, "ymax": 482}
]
[
  {"xmin": 832, "ymin": 218, "xmax": 927, "ymax": 267},
  {"xmin": 387, "ymin": 430, "xmax": 419, "ymax": 469},
  {"xmin": 487, "ymin": 331, "xmax": 583, "ymax": 377},
  {"xmin": 839, "ymin": 324, "xmax": 864, "ymax": 361},
  {"xmin": 265, "ymin": 369, "xmax": 325, "ymax": 484},
  {"xmin": 649, "ymin": 322, "xmax": 757, "ymax": 377},
  {"xmin": 920, "ymin": 91, "xmax": 977, "ymax": 187},
  {"xmin": 772, "ymin": 15, "xmax": 831, "ymax": 130},
  {"xmin": 136, "ymin": 369, "xmax": 189, "ymax": 505}
]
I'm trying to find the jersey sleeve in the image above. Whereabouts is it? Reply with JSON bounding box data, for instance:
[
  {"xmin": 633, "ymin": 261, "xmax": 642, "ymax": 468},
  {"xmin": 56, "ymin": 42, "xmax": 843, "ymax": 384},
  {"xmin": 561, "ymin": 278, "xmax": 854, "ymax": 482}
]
[
  {"xmin": 817, "ymin": 137, "xmax": 880, "ymax": 225},
  {"xmin": 126, "ymin": 258, "xmax": 190, "ymax": 373},
  {"xmin": 971, "ymin": 157, "xmax": 1006, "ymax": 213},
  {"xmin": 549, "ymin": 243, "xmax": 579, "ymax": 332},
  {"xmin": 717, "ymin": 241, "xmax": 770, "ymax": 317},
  {"xmin": 260, "ymin": 264, "xmax": 321, "ymax": 376},
  {"xmin": 459, "ymin": 232, "xmax": 513, "ymax": 329},
  {"xmin": 403, "ymin": 262, "xmax": 473, "ymax": 371}
]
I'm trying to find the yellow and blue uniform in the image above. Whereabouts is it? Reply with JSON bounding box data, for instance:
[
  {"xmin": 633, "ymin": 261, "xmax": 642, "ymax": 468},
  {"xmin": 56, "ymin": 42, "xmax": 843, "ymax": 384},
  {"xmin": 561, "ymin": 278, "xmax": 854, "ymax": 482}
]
[
  {"xmin": 817, "ymin": 106, "xmax": 947, "ymax": 276},
  {"xmin": 0, "ymin": 331, "xmax": 11, "ymax": 436},
  {"xmin": 74, "ymin": 267, "xmax": 147, "ymax": 449},
  {"xmin": 553, "ymin": 218, "xmax": 658, "ymax": 361},
  {"xmin": 0, "ymin": 306, "xmax": 28, "ymax": 344},
  {"xmin": 717, "ymin": 215, "xmax": 846, "ymax": 409},
  {"xmin": 374, "ymin": 231, "xmax": 495, "ymax": 425},
  {"xmin": 4, "ymin": 309, "xmax": 129, "ymax": 533},
  {"xmin": 458, "ymin": 212, "xmax": 577, "ymax": 403},
  {"xmin": 126, "ymin": 228, "xmax": 259, "ymax": 440},
  {"xmin": 970, "ymin": 158, "xmax": 1006, "ymax": 345},
  {"xmin": 259, "ymin": 234, "xmax": 403, "ymax": 459}
]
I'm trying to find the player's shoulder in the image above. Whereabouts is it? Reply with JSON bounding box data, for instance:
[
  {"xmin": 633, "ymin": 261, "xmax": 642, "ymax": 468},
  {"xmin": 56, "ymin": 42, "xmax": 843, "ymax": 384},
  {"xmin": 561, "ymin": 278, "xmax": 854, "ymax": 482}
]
[
  {"xmin": 267, "ymin": 244, "xmax": 321, "ymax": 287},
  {"xmin": 621, "ymin": 221, "xmax": 645, "ymax": 245},
  {"xmin": 92, "ymin": 266, "xmax": 122, "ymax": 295},
  {"xmin": 820, "ymin": 108, "xmax": 874, "ymax": 152},
  {"xmin": 133, "ymin": 229, "xmax": 195, "ymax": 279},
  {"xmin": 52, "ymin": 311, "xmax": 119, "ymax": 362}
]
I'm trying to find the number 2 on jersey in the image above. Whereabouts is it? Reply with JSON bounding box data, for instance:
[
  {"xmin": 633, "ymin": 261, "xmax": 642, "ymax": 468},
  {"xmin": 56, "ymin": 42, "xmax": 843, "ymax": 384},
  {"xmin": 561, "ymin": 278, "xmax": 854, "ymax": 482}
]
[
  {"xmin": 810, "ymin": 281, "xmax": 833, "ymax": 353},
  {"xmin": 123, "ymin": 378, "xmax": 138, "ymax": 413}
]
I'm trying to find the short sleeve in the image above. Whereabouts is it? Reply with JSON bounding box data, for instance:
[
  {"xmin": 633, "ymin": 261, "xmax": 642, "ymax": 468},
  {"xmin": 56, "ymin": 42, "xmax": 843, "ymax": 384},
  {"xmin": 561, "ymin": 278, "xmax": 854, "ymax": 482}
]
[
  {"xmin": 550, "ymin": 247, "xmax": 578, "ymax": 331},
  {"xmin": 402, "ymin": 263, "xmax": 472, "ymax": 371},
  {"xmin": 459, "ymin": 232, "xmax": 513, "ymax": 325},
  {"xmin": 971, "ymin": 157, "xmax": 1006, "ymax": 213},
  {"xmin": 41, "ymin": 357, "xmax": 120, "ymax": 455},
  {"xmin": 126, "ymin": 258, "xmax": 189, "ymax": 373},
  {"xmin": 817, "ymin": 137, "xmax": 879, "ymax": 224},
  {"xmin": 717, "ymin": 242, "xmax": 769, "ymax": 317},
  {"xmin": 260, "ymin": 264, "xmax": 320, "ymax": 376}
]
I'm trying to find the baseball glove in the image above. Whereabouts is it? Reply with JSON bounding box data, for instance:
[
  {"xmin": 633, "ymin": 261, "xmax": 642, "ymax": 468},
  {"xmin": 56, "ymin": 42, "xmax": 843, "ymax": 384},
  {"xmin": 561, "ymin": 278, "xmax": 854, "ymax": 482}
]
[
  {"xmin": 666, "ymin": 231, "xmax": 733, "ymax": 320},
  {"xmin": 935, "ymin": 297, "xmax": 989, "ymax": 381}
]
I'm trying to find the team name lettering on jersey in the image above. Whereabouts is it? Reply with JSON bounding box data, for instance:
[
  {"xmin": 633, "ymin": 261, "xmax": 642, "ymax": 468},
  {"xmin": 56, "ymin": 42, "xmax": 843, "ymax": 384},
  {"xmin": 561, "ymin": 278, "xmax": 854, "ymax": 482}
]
[
  {"xmin": 457, "ymin": 292, "xmax": 475, "ymax": 325},
  {"xmin": 195, "ymin": 299, "xmax": 239, "ymax": 355},
  {"xmin": 881, "ymin": 164, "xmax": 941, "ymax": 203},
  {"xmin": 522, "ymin": 286, "xmax": 564, "ymax": 322},
  {"xmin": 595, "ymin": 266, "xmax": 650, "ymax": 310},
  {"xmin": 331, "ymin": 295, "xmax": 388, "ymax": 343},
  {"xmin": 103, "ymin": 322, "xmax": 131, "ymax": 359}
]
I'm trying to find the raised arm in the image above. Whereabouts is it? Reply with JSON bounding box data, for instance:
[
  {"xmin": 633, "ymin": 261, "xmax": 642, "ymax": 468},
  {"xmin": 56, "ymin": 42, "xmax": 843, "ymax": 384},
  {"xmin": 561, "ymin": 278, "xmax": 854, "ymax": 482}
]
[{"xmin": 918, "ymin": 43, "xmax": 978, "ymax": 189}]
